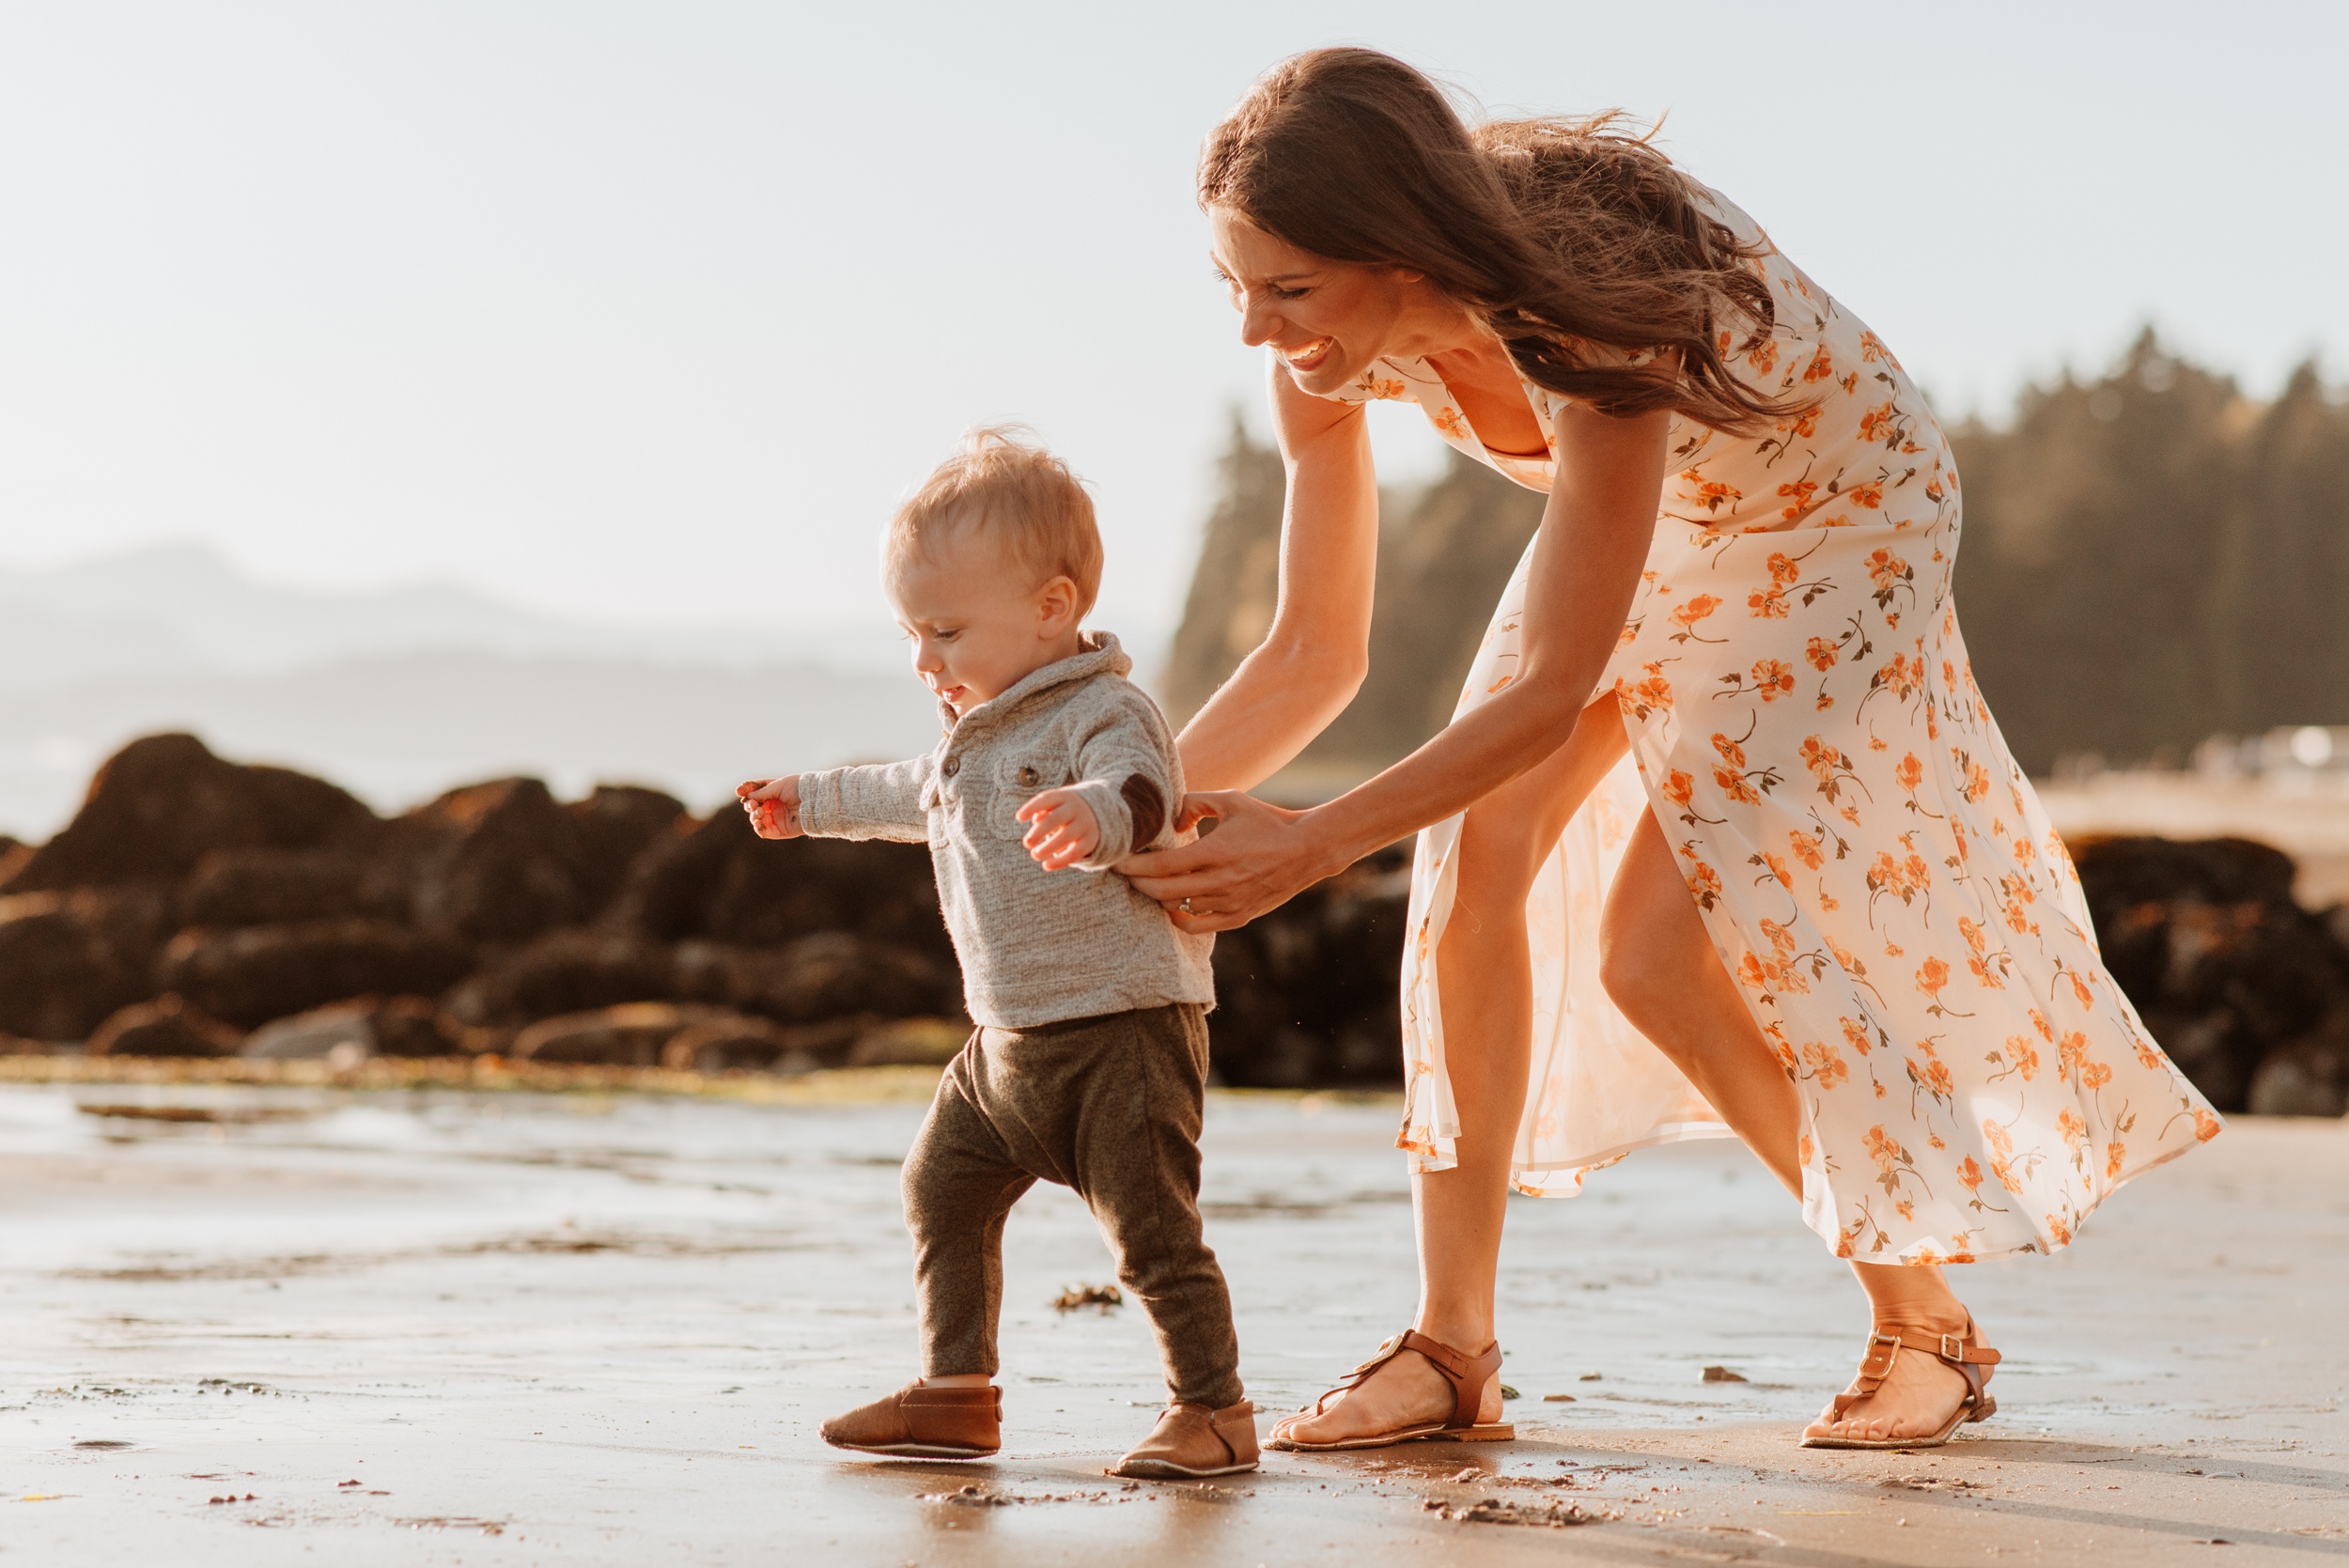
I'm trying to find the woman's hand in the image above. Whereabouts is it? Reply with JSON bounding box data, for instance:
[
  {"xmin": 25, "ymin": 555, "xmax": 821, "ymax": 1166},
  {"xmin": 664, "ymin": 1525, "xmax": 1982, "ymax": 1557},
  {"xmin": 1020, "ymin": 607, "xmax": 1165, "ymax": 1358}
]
[
  {"xmin": 737, "ymin": 776, "xmax": 801, "ymax": 839},
  {"xmin": 1118, "ymin": 790, "xmax": 1345, "ymax": 934}
]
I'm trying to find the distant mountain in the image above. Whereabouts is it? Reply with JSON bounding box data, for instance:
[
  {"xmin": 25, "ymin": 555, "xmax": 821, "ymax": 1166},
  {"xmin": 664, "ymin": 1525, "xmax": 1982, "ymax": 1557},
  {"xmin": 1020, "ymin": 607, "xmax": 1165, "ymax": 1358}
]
[{"xmin": 0, "ymin": 542, "xmax": 910, "ymax": 691}]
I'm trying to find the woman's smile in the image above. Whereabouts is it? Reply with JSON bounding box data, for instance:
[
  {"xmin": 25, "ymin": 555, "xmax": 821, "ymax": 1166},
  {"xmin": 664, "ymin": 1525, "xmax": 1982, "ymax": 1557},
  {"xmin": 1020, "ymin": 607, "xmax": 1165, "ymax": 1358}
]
[{"xmin": 1279, "ymin": 335, "xmax": 1335, "ymax": 372}]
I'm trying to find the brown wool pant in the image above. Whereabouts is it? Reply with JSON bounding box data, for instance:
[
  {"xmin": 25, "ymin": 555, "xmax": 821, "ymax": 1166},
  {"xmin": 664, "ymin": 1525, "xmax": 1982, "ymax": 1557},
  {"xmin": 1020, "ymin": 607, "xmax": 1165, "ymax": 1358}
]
[{"xmin": 902, "ymin": 1002, "xmax": 1243, "ymax": 1409}]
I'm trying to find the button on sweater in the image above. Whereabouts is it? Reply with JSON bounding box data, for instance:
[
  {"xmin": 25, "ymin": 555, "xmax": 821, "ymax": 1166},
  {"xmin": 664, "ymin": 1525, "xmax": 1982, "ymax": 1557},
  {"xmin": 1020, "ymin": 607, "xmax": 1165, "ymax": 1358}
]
[{"xmin": 794, "ymin": 632, "xmax": 1214, "ymax": 1029}]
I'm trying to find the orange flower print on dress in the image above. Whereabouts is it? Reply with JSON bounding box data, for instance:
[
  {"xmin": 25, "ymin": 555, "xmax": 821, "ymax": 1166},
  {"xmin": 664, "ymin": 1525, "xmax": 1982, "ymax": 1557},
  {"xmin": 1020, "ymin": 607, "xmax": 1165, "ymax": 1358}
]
[
  {"xmin": 1621, "ymin": 662, "xmax": 1674, "ymax": 719},
  {"xmin": 1669, "ymin": 594, "xmax": 1725, "ymax": 642},
  {"xmin": 1377, "ymin": 185, "xmax": 2216, "ymax": 1254},
  {"xmin": 1682, "ymin": 471, "xmax": 1743, "ymax": 515}
]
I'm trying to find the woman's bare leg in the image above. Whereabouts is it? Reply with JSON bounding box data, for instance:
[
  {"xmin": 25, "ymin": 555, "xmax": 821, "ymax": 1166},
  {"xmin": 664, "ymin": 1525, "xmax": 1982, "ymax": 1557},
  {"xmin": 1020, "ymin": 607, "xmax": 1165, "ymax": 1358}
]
[
  {"xmin": 1599, "ymin": 809, "xmax": 1982, "ymax": 1442},
  {"xmin": 1273, "ymin": 696, "xmax": 1630, "ymax": 1444}
]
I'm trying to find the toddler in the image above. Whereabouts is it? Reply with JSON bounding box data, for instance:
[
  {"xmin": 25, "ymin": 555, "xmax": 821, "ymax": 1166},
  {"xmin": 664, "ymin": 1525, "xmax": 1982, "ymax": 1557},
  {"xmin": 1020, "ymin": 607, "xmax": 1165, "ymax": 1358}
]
[{"xmin": 739, "ymin": 427, "xmax": 1254, "ymax": 1479}]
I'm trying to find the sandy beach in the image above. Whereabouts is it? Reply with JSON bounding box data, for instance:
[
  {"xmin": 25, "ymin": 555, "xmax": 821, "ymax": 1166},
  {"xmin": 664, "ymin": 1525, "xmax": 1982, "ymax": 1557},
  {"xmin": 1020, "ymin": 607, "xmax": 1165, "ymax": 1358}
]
[{"xmin": 1, "ymin": 1078, "xmax": 2341, "ymax": 1565}]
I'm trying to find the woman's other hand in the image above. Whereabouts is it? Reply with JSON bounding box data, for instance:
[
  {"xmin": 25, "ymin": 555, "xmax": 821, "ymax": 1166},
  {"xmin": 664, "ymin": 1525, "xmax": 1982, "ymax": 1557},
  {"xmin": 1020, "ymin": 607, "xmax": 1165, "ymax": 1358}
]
[
  {"xmin": 1118, "ymin": 790, "xmax": 1343, "ymax": 934},
  {"xmin": 737, "ymin": 776, "xmax": 802, "ymax": 839}
]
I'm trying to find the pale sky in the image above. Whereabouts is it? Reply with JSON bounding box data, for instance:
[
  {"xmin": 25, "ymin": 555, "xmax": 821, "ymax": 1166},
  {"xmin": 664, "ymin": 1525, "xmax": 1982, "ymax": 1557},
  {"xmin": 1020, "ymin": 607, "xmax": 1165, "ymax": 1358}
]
[{"xmin": 3, "ymin": 2, "xmax": 2341, "ymax": 651}]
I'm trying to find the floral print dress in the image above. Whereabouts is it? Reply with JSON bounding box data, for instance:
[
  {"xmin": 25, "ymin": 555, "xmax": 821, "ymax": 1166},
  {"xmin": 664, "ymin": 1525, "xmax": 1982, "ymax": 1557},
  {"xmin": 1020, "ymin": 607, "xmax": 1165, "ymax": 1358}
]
[{"xmin": 1328, "ymin": 189, "xmax": 2219, "ymax": 1264}]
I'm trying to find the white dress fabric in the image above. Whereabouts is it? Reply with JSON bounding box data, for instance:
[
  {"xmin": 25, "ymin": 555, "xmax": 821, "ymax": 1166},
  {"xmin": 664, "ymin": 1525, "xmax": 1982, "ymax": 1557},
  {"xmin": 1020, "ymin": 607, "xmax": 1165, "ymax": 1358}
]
[{"xmin": 1328, "ymin": 189, "xmax": 2220, "ymax": 1264}]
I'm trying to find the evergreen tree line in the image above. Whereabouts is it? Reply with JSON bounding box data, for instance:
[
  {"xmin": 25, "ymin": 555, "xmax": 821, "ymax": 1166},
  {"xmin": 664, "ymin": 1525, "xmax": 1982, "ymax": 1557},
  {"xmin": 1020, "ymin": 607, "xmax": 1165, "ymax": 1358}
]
[{"xmin": 1161, "ymin": 332, "xmax": 2349, "ymax": 781}]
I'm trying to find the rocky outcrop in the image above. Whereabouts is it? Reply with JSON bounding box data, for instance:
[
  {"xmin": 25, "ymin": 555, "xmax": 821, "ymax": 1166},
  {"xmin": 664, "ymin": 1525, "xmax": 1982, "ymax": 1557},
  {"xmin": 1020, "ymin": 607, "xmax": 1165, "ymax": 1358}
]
[
  {"xmin": 611, "ymin": 812, "xmax": 950, "ymax": 959},
  {"xmin": 242, "ymin": 996, "xmax": 465, "ymax": 1060},
  {"xmin": 679, "ymin": 933, "xmax": 958, "ymax": 1026},
  {"xmin": 0, "ymin": 887, "xmax": 174, "ymax": 1041},
  {"xmin": 87, "ymin": 994, "xmax": 244, "ymax": 1058},
  {"xmin": 0, "ymin": 735, "xmax": 966, "ymax": 1066},
  {"xmin": 445, "ymin": 929, "xmax": 679, "ymax": 1028},
  {"xmin": 2072, "ymin": 835, "xmax": 2349, "ymax": 1114},
  {"xmin": 511, "ymin": 1002, "xmax": 728, "ymax": 1066},
  {"xmin": 158, "ymin": 920, "xmax": 475, "ymax": 1030},
  {"xmin": 7, "ymin": 734, "xmax": 2344, "ymax": 1112},
  {"xmin": 567, "ymin": 785, "xmax": 690, "ymax": 913},
  {"xmin": 0, "ymin": 733, "xmax": 373, "ymax": 894},
  {"xmin": 184, "ymin": 847, "xmax": 374, "ymax": 927},
  {"xmin": 1206, "ymin": 846, "xmax": 1411, "ymax": 1089},
  {"xmin": 379, "ymin": 777, "xmax": 598, "ymax": 944}
]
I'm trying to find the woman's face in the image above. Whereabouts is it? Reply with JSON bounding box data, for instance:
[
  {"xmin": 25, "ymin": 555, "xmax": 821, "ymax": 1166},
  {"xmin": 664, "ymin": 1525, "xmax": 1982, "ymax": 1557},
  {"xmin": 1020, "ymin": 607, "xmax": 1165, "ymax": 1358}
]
[{"xmin": 1207, "ymin": 206, "xmax": 1425, "ymax": 396}]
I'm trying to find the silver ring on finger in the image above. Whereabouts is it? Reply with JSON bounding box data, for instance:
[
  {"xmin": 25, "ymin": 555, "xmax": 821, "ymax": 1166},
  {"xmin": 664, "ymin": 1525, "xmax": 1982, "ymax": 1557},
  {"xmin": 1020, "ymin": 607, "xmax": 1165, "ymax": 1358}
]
[{"xmin": 1179, "ymin": 897, "xmax": 1195, "ymax": 915}]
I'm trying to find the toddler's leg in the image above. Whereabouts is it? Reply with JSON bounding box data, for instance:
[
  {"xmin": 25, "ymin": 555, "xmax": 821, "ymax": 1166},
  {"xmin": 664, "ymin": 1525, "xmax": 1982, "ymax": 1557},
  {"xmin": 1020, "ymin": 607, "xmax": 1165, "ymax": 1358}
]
[
  {"xmin": 904, "ymin": 1053, "xmax": 1034, "ymax": 1379},
  {"xmin": 1070, "ymin": 1006, "xmax": 1242, "ymax": 1410}
]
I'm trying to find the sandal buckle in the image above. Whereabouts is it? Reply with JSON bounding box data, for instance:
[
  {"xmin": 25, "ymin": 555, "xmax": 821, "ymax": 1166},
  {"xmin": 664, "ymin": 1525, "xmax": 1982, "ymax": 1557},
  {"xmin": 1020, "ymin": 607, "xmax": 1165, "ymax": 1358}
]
[{"xmin": 1939, "ymin": 1332, "xmax": 1964, "ymax": 1362}]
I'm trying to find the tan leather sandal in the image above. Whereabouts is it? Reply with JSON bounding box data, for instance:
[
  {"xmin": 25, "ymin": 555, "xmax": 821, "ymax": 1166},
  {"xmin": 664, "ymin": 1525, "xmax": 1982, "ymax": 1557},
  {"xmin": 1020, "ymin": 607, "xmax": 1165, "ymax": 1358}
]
[
  {"xmin": 1799, "ymin": 1316, "xmax": 2001, "ymax": 1450},
  {"xmin": 1265, "ymin": 1330, "xmax": 1514, "ymax": 1452}
]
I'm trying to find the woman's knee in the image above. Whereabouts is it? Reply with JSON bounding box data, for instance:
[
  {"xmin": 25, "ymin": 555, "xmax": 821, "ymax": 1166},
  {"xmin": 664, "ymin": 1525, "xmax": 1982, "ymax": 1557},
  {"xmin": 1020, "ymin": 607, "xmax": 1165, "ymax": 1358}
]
[
  {"xmin": 1597, "ymin": 876, "xmax": 1714, "ymax": 1027},
  {"xmin": 1597, "ymin": 924, "xmax": 1680, "ymax": 1026}
]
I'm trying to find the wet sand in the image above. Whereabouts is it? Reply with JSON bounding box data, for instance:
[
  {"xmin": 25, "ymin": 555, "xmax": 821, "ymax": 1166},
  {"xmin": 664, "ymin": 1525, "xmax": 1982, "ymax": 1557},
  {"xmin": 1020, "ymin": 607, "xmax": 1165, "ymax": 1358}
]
[{"xmin": 1, "ymin": 1079, "xmax": 2341, "ymax": 1565}]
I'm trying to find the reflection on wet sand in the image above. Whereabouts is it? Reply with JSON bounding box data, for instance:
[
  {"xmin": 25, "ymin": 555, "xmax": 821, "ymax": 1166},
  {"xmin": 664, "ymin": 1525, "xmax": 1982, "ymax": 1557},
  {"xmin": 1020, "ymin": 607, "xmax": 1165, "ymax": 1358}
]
[{"xmin": 0, "ymin": 1082, "xmax": 2342, "ymax": 1563}]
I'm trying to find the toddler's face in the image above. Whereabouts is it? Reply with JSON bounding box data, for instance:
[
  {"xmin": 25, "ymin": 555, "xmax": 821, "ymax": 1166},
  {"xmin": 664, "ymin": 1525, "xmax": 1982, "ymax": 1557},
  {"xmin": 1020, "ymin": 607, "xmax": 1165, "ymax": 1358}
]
[{"xmin": 888, "ymin": 534, "xmax": 1080, "ymax": 718}]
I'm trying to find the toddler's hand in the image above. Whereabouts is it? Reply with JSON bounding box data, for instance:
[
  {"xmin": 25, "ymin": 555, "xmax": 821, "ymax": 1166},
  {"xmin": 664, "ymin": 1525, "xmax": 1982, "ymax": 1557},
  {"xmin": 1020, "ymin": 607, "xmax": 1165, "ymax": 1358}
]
[
  {"xmin": 737, "ymin": 776, "xmax": 802, "ymax": 839},
  {"xmin": 1016, "ymin": 786, "xmax": 1099, "ymax": 871}
]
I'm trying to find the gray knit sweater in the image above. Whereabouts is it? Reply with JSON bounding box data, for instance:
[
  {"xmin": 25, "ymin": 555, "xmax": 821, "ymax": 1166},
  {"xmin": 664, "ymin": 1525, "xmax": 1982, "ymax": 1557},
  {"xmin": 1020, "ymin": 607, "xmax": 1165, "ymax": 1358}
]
[{"xmin": 795, "ymin": 633, "xmax": 1214, "ymax": 1028}]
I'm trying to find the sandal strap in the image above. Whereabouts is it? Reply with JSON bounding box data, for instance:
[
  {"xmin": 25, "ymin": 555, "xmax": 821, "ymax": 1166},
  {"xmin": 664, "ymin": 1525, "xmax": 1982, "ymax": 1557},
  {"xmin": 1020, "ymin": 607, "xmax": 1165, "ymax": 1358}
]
[
  {"xmin": 1395, "ymin": 1329, "xmax": 1502, "ymax": 1431},
  {"xmin": 1301, "ymin": 1329, "xmax": 1502, "ymax": 1431},
  {"xmin": 1828, "ymin": 1317, "xmax": 2001, "ymax": 1421}
]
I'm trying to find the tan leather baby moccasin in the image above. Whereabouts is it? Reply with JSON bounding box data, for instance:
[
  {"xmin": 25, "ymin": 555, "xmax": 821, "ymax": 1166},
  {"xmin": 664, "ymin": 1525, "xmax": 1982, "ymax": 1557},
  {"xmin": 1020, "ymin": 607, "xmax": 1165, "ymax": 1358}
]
[
  {"xmin": 821, "ymin": 1381, "xmax": 1002, "ymax": 1458},
  {"xmin": 1108, "ymin": 1399, "xmax": 1259, "ymax": 1479}
]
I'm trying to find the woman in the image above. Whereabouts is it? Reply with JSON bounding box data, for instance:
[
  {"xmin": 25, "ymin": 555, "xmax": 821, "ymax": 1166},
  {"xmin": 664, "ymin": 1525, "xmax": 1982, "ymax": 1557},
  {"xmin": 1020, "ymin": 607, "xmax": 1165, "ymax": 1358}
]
[{"xmin": 1127, "ymin": 48, "xmax": 2221, "ymax": 1451}]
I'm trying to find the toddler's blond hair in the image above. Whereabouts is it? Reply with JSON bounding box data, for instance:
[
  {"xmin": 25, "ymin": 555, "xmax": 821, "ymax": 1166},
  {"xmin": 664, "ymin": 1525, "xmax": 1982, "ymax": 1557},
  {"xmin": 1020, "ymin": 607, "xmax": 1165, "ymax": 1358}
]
[{"xmin": 887, "ymin": 426, "xmax": 1103, "ymax": 617}]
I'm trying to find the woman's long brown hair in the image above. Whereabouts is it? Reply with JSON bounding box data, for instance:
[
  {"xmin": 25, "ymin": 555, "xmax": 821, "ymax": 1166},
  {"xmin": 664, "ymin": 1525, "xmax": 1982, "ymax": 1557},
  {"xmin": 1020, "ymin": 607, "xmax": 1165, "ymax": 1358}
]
[{"xmin": 1199, "ymin": 48, "xmax": 1802, "ymax": 436}]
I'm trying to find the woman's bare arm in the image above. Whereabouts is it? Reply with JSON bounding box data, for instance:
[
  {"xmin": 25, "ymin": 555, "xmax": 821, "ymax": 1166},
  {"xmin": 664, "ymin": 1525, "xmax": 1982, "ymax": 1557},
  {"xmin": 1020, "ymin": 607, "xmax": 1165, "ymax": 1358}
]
[
  {"xmin": 1130, "ymin": 398, "xmax": 1670, "ymax": 929},
  {"xmin": 1173, "ymin": 358, "xmax": 1381, "ymax": 793}
]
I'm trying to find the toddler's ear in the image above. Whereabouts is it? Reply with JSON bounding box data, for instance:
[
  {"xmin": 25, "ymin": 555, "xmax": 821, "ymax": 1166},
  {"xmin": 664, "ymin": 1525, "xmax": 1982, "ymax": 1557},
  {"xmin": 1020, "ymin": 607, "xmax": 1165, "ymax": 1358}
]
[{"xmin": 1034, "ymin": 574, "xmax": 1081, "ymax": 633}]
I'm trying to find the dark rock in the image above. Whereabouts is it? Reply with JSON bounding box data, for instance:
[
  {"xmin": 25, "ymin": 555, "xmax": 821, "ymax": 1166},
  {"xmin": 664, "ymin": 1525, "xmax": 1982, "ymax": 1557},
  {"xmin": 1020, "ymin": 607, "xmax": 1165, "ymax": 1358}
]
[
  {"xmin": 0, "ymin": 888, "xmax": 168, "ymax": 1041},
  {"xmin": 0, "ymin": 734, "xmax": 373, "ymax": 895},
  {"xmin": 183, "ymin": 847, "xmax": 373, "ymax": 928},
  {"xmin": 242, "ymin": 996, "xmax": 465, "ymax": 1060},
  {"xmin": 2247, "ymin": 1032, "xmax": 2349, "ymax": 1117},
  {"xmin": 510, "ymin": 1002, "xmax": 725, "ymax": 1065},
  {"xmin": 661, "ymin": 1014, "xmax": 857, "ymax": 1074},
  {"xmin": 375, "ymin": 777, "xmax": 593, "ymax": 945},
  {"xmin": 567, "ymin": 785, "xmax": 689, "ymax": 916},
  {"xmin": 2073, "ymin": 835, "xmax": 2349, "ymax": 1112},
  {"xmin": 2071, "ymin": 834, "xmax": 2299, "ymax": 910},
  {"xmin": 443, "ymin": 929, "xmax": 678, "ymax": 1027},
  {"xmin": 159, "ymin": 920, "xmax": 474, "ymax": 1030},
  {"xmin": 845, "ymin": 1017, "xmax": 970, "ymax": 1067},
  {"xmin": 86, "ymin": 994, "xmax": 244, "ymax": 1058},
  {"xmin": 685, "ymin": 932, "xmax": 959, "ymax": 1025},
  {"xmin": 609, "ymin": 813, "xmax": 952, "ymax": 962},
  {"xmin": 1206, "ymin": 846, "xmax": 1411, "ymax": 1089}
]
